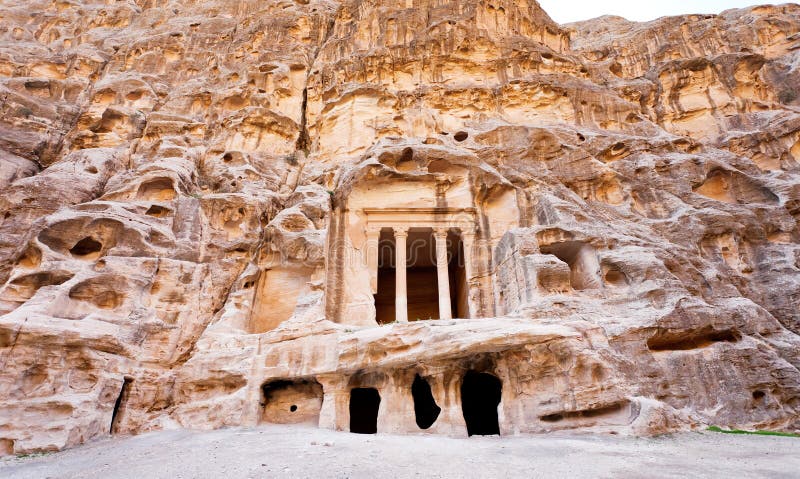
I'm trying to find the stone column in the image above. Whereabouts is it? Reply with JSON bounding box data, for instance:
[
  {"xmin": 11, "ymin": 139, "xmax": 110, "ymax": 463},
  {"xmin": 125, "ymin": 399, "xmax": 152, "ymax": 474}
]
[
  {"xmin": 317, "ymin": 374, "xmax": 349, "ymax": 431},
  {"xmin": 365, "ymin": 227, "xmax": 380, "ymax": 294},
  {"xmin": 434, "ymin": 228, "xmax": 452, "ymax": 320},
  {"xmin": 393, "ymin": 226, "xmax": 409, "ymax": 323},
  {"xmin": 461, "ymin": 228, "xmax": 478, "ymax": 319}
]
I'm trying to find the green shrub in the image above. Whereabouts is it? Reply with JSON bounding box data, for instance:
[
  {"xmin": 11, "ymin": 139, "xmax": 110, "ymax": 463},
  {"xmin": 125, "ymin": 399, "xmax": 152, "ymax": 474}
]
[{"xmin": 707, "ymin": 426, "xmax": 800, "ymax": 437}]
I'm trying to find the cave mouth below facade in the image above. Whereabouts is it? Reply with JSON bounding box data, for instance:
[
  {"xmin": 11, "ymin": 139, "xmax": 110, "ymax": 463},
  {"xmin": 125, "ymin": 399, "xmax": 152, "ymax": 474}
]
[
  {"xmin": 349, "ymin": 387, "xmax": 381, "ymax": 434},
  {"xmin": 461, "ymin": 371, "xmax": 502, "ymax": 436},
  {"xmin": 412, "ymin": 374, "xmax": 441, "ymax": 429}
]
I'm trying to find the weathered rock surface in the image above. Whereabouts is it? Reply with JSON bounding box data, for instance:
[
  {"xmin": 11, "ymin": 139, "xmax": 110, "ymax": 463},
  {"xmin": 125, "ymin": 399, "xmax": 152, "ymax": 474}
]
[{"xmin": 1, "ymin": 0, "xmax": 799, "ymax": 455}]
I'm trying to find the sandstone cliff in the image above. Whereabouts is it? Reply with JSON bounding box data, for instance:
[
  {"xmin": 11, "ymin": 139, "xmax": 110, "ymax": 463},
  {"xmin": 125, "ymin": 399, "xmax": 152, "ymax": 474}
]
[{"xmin": 1, "ymin": 0, "xmax": 799, "ymax": 454}]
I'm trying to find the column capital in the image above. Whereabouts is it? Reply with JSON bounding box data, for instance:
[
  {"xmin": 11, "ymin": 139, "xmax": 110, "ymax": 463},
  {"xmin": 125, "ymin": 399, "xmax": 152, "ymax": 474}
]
[
  {"xmin": 392, "ymin": 225, "xmax": 409, "ymax": 237},
  {"xmin": 433, "ymin": 227, "xmax": 449, "ymax": 238},
  {"xmin": 365, "ymin": 225, "xmax": 381, "ymax": 236},
  {"xmin": 460, "ymin": 226, "xmax": 477, "ymax": 238}
]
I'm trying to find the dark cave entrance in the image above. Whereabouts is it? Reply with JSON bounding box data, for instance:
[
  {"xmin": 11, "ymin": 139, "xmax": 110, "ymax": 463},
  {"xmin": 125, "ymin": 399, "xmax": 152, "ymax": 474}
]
[
  {"xmin": 412, "ymin": 374, "xmax": 441, "ymax": 429},
  {"xmin": 110, "ymin": 377, "xmax": 133, "ymax": 434},
  {"xmin": 461, "ymin": 371, "xmax": 501, "ymax": 436},
  {"xmin": 349, "ymin": 387, "xmax": 381, "ymax": 434}
]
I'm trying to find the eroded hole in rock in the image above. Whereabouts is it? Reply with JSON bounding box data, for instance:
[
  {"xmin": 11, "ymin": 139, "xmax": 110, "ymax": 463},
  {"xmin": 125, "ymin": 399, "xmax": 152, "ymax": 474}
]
[
  {"xmin": 261, "ymin": 379, "xmax": 323, "ymax": 425},
  {"xmin": 137, "ymin": 178, "xmax": 176, "ymax": 201},
  {"xmin": 145, "ymin": 205, "xmax": 171, "ymax": 217},
  {"xmin": 9, "ymin": 271, "xmax": 74, "ymax": 301},
  {"xmin": 110, "ymin": 377, "xmax": 132, "ymax": 434},
  {"xmin": 69, "ymin": 237, "xmax": 103, "ymax": 258},
  {"xmin": 68, "ymin": 277, "xmax": 125, "ymax": 309},
  {"xmin": 752, "ymin": 390, "xmax": 766, "ymax": 401},
  {"xmin": 693, "ymin": 169, "xmax": 778, "ymax": 205},
  {"xmin": 412, "ymin": 374, "xmax": 441, "ymax": 429},
  {"xmin": 647, "ymin": 326, "xmax": 741, "ymax": 351},
  {"xmin": 540, "ymin": 241, "xmax": 601, "ymax": 290},
  {"xmin": 394, "ymin": 147, "xmax": 414, "ymax": 171},
  {"xmin": 93, "ymin": 108, "xmax": 125, "ymax": 134},
  {"xmin": 539, "ymin": 402, "xmax": 626, "ymax": 422},
  {"xmin": 603, "ymin": 267, "xmax": 627, "ymax": 287},
  {"xmin": 598, "ymin": 142, "xmax": 629, "ymax": 162},
  {"xmin": 454, "ymin": 131, "xmax": 468, "ymax": 142},
  {"xmin": 18, "ymin": 245, "xmax": 42, "ymax": 268},
  {"xmin": 349, "ymin": 387, "xmax": 380, "ymax": 434},
  {"xmin": 540, "ymin": 413, "xmax": 563, "ymax": 422},
  {"xmin": 461, "ymin": 371, "xmax": 501, "ymax": 436}
]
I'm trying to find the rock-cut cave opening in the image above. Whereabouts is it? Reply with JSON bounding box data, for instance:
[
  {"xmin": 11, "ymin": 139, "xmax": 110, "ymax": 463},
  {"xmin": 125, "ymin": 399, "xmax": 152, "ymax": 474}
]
[
  {"xmin": 412, "ymin": 374, "xmax": 441, "ymax": 429},
  {"xmin": 261, "ymin": 379, "xmax": 323, "ymax": 425},
  {"xmin": 461, "ymin": 371, "xmax": 501, "ymax": 436},
  {"xmin": 349, "ymin": 387, "xmax": 381, "ymax": 434},
  {"xmin": 110, "ymin": 377, "xmax": 133, "ymax": 435}
]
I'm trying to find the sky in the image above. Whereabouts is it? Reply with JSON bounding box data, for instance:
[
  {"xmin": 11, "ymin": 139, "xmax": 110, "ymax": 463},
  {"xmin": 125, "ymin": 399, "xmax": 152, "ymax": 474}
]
[{"xmin": 536, "ymin": 0, "xmax": 768, "ymax": 23}]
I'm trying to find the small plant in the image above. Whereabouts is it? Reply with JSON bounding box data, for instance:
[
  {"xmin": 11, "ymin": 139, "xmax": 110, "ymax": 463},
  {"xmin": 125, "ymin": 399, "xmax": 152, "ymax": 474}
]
[
  {"xmin": 706, "ymin": 426, "xmax": 800, "ymax": 438},
  {"xmin": 16, "ymin": 451, "xmax": 52, "ymax": 459},
  {"xmin": 189, "ymin": 192, "xmax": 203, "ymax": 199}
]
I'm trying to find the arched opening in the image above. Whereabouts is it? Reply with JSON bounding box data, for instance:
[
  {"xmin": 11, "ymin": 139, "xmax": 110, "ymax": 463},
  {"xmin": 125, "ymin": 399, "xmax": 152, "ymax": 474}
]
[
  {"xmin": 460, "ymin": 371, "xmax": 501, "ymax": 436},
  {"xmin": 110, "ymin": 377, "xmax": 133, "ymax": 434},
  {"xmin": 412, "ymin": 374, "xmax": 441, "ymax": 429},
  {"xmin": 349, "ymin": 387, "xmax": 381, "ymax": 434}
]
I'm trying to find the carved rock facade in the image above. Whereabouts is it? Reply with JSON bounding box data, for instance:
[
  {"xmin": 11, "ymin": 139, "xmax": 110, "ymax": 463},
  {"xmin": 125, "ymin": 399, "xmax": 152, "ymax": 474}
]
[{"xmin": 1, "ymin": 0, "xmax": 800, "ymax": 454}]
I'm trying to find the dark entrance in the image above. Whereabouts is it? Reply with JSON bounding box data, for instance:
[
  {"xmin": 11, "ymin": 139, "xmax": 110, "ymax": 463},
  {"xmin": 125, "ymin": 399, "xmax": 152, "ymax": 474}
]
[
  {"xmin": 460, "ymin": 371, "xmax": 501, "ymax": 436},
  {"xmin": 110, "ymin": 377, "xmax": 133, "ymax": 434},
  {"xmin": 349, "ymin": 387, "xmax": 381, "ymax": 434},
  {"xmin": 412, "ymin": 374, "xmax": 441, "ymax": 429}
]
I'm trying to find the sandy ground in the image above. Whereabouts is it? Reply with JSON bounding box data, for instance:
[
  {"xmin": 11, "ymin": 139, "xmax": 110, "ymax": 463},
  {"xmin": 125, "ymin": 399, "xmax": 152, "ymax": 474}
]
[{"xmin": 1, "ymin": 425, "xmax": 799, "ymax": 479}]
